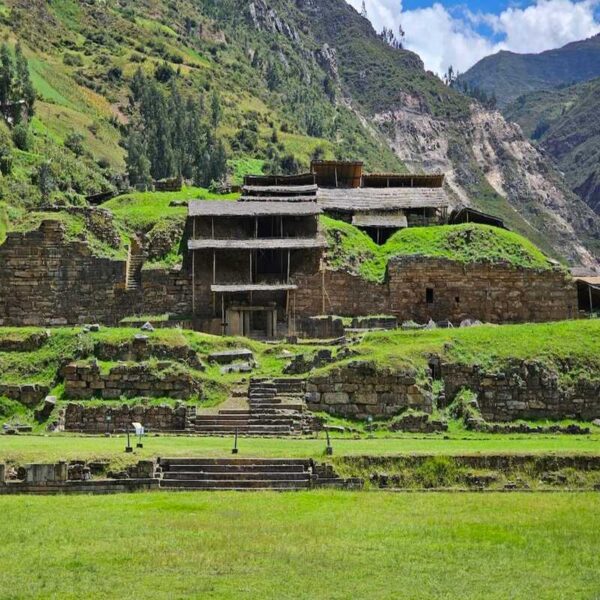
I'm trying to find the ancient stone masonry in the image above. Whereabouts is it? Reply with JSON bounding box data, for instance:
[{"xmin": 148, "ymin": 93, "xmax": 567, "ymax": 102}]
[
  {"xmin": 0, "ymin": 221, "xmax": 193, "ymax": 326},
  {"xmin": 64, "ymin": 403, "xmax": 189, "ymax": 433},
  {"xmin": 0, "ymin": 383, "xmax": 49, "ymax": 407},
  {"xmin": 441, "ymin": 359, "xmax": 600, "ymax": 421},
  {"xmin": 294, "ymin": 256, "xmax": 577, "ymax": 323},
  {"xmin": 62, "ymin": 361, "xmax": 202, "ymax": 400},
  {"xmin": 305, "ymin": 361, "xmax": 431, "ymax": 419}
]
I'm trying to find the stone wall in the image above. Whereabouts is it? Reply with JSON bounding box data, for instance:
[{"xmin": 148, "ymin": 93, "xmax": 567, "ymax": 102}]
[
  {"xmin": 305, "ymin": 361, "xmax": 431, "ymax": 419},
  {"xmin": 63, "ymin": 402, "xmax": 189, "ymax": 433},
  {"xmin": 0, "ymin": 221, "xmax": 192, "ymax": 326},
  {"xmin": 62, "ymin": 361, "xmax": 202, "ymax": 400},
  {"xmin": 0, "ymin": 220, "xmax": 578, "ymax": 326},
  {"xmin": 0, "ymin": 383, "xmax": 49, "ymax": 407},
  {"xmin": 294, "ymin": 256, "xmax": 577, "ymax": 324},
  {"xmin": 441, "ymin": 360, "xmax": 600, "ymax": 421}
]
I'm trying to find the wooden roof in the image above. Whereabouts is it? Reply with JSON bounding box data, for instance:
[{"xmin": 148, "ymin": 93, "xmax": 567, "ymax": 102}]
[
  {"xmin": 242, "ymin": 184, "xmax": 318, "ymax": 195},
  {"xmin": 449, "ymin": 206, "xmax": 506, "ymax": 229},
  {"xmin": 575, "ymin": 276, "xmax": 600, "ymax": 289},
  {"xmin": 318, "ymin": 188, "xmax": 448, "ymax": 212},
  {"xmin": 362, "ymin": 173, "xmax": 445, "ymax": 188},
  {"xmin": 352, "ymin": 213, "xmax": 408, "ymax": 228},
  {"xmin": 188, "ymin": 237, "xmax": 327, "ymax": 251},
  {"xmin": 189, "ymin": 201, "xmax": 321, "ymax": 217},
  {"xmin": 239, "ymin": 195, "xmax": 318, "ymax": 203},
  {"xmin": 244, "ymin": 173, "xmax": 315, "ymax": 187},
  {"xmin": 211, "ymin": 283, "xmax": 298, "ymax": 293},
  {"xmin": 311, "ymin": 160, "xmax": 363, "ymax": 188}
]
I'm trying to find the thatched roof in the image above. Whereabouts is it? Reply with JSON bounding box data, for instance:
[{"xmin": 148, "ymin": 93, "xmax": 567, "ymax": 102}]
[
  {"xmin": 189, "ymin": 201, "xmax": 321, "ymax": 218},
  {"xmin": 318, "ymin": 187, "xmax": 448, "ymax": 212},
  {"xmin": 188, "ymin": 237, "xmax": 327, "ymax": 251},
  {"xmin": 211, "ymin": 283, "xmax": 298, "ymax": 293}
]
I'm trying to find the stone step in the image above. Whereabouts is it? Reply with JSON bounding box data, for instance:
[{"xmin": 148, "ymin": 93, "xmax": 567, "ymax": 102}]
[
  {"xmin": 160, "ymin": 479, "xmax": 310, "ymax": 490},
  {"xmin": 194, "ymin": 425, "xmax": 292, "ymax": 434},
  {"xmin": 248, "ymin": 403, "xmax": 305, "ymax": 411},
  {"xmin": 163, "ymin": 471, "xmax": 310, "ymax": 481},
  {"xmin": 164, "ymin": 463, "xmax": 309, "ymax": 473},
  {"xmin": 160, "ymin": 458, "xmax": 311, "ymax": 467}
]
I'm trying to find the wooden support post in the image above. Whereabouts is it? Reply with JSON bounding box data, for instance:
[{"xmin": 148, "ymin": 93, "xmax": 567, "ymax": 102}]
[
  {"xmin": 322, "ymin": 262, "xmax": 326, "ymax": 314},
  {"xmin": 212, "ymin": 251, "xmax": 216, "ymax": 285},
  {"xmin": 192, "ymin": 250, "xmax": 196, "ymax": 317},
  {"xmin": 590, "ymin": 286, "xmax": 594, "ymax": 313},
  {"xmin": 249, "ymin": 250, "xmax": 253, "ymax": 284},
  {"xmin": 334, "ymin": 167, "xmax": 338, "ymax": 188},
  {"xmin": 211, "ymin": 217, "xmax": 214, "ymax": 239},
  {"xmin": 255, "ymin": 217, "xmax": 258, "ymax": 239},
  {"xmin": 221, "ymin": 294, "xmax": 225, "ymax": 337},
  {"xmin": 287, "ymin": 249, "xmax": 291, "ymax": 283}
]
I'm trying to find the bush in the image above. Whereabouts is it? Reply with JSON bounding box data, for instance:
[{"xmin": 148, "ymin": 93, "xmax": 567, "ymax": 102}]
[
  {"xmin": 64, "ymin": 133, "xmax": 85, "ymax": 157},
  {"xmin": 63, "ymin": 52, "xmax": 84, "ymax": 67},
  {"xmin": 12, "ymin": 124, "xmax": 31, "ymax": 151},
  {"xmin": 155, "ymin": 62, "xmax": 175, "ymax": 83},
  {"xmin": 415, "ymin": 457, "xmax": 459, "ymax": 488}
]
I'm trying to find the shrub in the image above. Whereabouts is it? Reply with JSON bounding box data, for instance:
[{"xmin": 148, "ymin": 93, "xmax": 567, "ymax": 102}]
[
  {"xmin": 63, "ymin": 52, "xmax": 84, "ymax": 67},
  {"xmin": 415, "ymin": 457, "xmax": 459, "ymax": 488},
  {"xmin": 12, "ymin": 124, "xmax": 32, "ymax": 151},
  {"xmin": 64, "ymin": 133, "xmax": 85, "ymax": 157}
]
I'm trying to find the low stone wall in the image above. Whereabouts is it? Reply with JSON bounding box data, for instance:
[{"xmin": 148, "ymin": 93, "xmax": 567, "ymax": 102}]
[
  {"xmin": 305, "ymin": 361, "xmax": 431, "ymax": 419},
  {"xmin": 0, "ymin": 383, "xmax": 50, "ymax": 407},
  {"xmin": 62, "ymin": 361, "xmax": 201, "ymax": 400},
  {"xmin": 441, "ymin": 360, "xmax": 600, "ymax": 421},
  {"xmin": 63, "ymin": 402, "xmax": 189, "ymax": 432}
]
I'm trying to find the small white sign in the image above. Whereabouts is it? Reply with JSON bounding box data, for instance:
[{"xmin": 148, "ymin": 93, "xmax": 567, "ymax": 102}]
[{"xmin": 132, "ymin": 422, "xmax": 144, "ymax": 436}]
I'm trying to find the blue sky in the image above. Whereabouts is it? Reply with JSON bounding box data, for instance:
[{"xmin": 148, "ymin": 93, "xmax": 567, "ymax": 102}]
[{"xmin": 348, "ymin": 0, "xmax": 600, "ymax": 74}]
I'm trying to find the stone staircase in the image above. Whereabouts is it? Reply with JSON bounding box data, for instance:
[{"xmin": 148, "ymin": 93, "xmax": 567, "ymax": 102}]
[
  {"xmin": 193, "ymin": 378, "xmax": 310, "ymax": 437},
  {"xmin": 126, "ymin": 238, "xmax": 144, "ymax": 291},
  {"xmin": 158, "ymin": 458, "xmax": 313, "ymax": 490}
]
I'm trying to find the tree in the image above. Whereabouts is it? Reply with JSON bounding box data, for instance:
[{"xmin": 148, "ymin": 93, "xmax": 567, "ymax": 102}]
[
  {"xmin": 210, "ymin": 91, "xmax": 222, "ymax": 129},
  {"xmin": 0, "ymin": 44, "xmax": 13, "ymax": 108},
  {"xmin": 360, "ymin": 1, "xmax": 368, "ymax": 18},
  {"xmin": 126, "ymin": 131, "xmax": 152, "ymax": 188},
  {"xmin": 15, "ymin": 44, "xmax": 35, "ymax": 120},
  {"xmin": 266, "ymin": 61, "xmax": 281, "ymax": 91},
  {"xmin": 37, "ymin": 161, "xmax": 54, "ymax": 202}
]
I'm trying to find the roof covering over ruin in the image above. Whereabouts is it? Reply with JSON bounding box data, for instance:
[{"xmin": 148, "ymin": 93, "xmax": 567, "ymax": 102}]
[
  {"xmin": 188, "ymin": 237, "xmax": 328, "ymax": 251},
  {"xmin": 211, "ymin": 283, "xmax": 298, "ymax": 293},
  {"xmin": 352, "ymin": 213, "xmax": 408, "ymax": 228},
  {"xmin": 318, "ymin": 187, "xmax": 448, "ymax": 212},
  {"xmin": 241, "ymin": 184, "xmax": 318, "ymax": 196},
  {"xmin": 362, "ymin": 173, "xmax": 445, "ymax": 188},
  {"xmin": 189, "ymin": 201, "xmax": 321, "ymax": 218},
  {"xmin": 243, "ymin": 173, "xmax": 315, "ymax": 187}
]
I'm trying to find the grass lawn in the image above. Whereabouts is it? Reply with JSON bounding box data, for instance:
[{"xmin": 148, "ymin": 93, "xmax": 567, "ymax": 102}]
[
  {"xmin": 1, "ymin": 434, "xmax": 600, "ymax": 466},
  {"xmin": 0, "ymin": 491, "xmax": 598, "ymax": 599}
]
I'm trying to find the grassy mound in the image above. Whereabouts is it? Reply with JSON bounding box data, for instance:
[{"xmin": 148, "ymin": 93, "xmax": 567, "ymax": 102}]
[{"xmin": 322, "ymin": 217, "xmax": 554, "ymax": 282}]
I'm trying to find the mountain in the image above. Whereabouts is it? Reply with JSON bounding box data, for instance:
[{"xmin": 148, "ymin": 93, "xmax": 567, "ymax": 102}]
[
  {"xmin": 0, "ymin": 0, "xmax": 598, "ymax": 267},
  {"xmin": 458, "ymin": 34, "xmax": 600, "ymax": 108},
  {"xmin": 505, "ymin": 77, "xmax": 600, "ymax": 215}
]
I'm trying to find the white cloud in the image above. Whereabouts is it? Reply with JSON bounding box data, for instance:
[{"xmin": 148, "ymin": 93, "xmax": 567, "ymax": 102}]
[{"xmin": 347, "ymin": 0, "xmax": 600, "ymax": 74}]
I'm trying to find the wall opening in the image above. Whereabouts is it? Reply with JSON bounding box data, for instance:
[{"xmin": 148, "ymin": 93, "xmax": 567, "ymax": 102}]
[{"xmin": 426, "ymin": 288, "xmax": 434, "ymax": 304}]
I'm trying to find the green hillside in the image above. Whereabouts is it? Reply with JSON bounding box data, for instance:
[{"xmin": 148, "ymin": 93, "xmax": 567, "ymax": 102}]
[
  {"xmin": 506, "ymin": 78, "xmax": 600, "ymax": 214},
  {"xmin": 458, "ymin": 34, "xmax": 600, "ymax": 107}
]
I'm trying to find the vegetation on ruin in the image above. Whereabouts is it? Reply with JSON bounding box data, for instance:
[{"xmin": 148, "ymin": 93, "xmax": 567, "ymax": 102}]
[
  {"xmin": 322, "ymin": 218, "xmax": 555, "ymax": 282},
  {"xmin": 0, "ymin": 491, "xmax": 598, "ymax": 599}
]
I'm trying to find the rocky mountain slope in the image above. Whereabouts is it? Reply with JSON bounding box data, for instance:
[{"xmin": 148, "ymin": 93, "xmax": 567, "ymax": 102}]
[
  {"xmin": 505, "ymin": 77, "xmax": 600, "ymax": 215},
  {"xmin": 458, "ymin": 34, "xmax": 600, "ymax": 108},
  {"xmin": 0, "ymin": 0, "xmax": 597, "ymax": 266}
]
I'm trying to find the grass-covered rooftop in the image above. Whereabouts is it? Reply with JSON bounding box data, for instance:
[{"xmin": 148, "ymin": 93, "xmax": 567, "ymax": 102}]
[{"xmin": 322, "ymin": 217, "xmax": 556, "ymax": 282}]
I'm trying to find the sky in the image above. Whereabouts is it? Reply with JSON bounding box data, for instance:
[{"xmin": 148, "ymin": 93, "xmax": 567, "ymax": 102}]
[{"xmin": 346, "ymin": 0, "xmax": 600, "ymax": 75}]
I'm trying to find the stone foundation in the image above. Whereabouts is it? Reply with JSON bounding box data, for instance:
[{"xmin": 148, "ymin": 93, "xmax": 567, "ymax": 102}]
[
  {"xmin": 0, "ymin": 383, "xmax": 50, "ymax": 407},
  {"xmin": 62, "ymin": 361, "xmax": 202, "ymax": 400},
  {"xmin": 441, "ymin": 360, "xmax": 600, "ymax": 421},
  {"xmin": 305, "ymin": 361, "xmax": 431, "ymax": 419}
]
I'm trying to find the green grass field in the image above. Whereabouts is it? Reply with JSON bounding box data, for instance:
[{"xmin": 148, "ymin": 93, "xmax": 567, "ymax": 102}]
[
  {"xmin": 0, "ymin": 491, "xmax": 598, "ymax": 599},
  {"xmin": 2, "ymin": 434, "xmax": 600, "ymax": 467}
]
